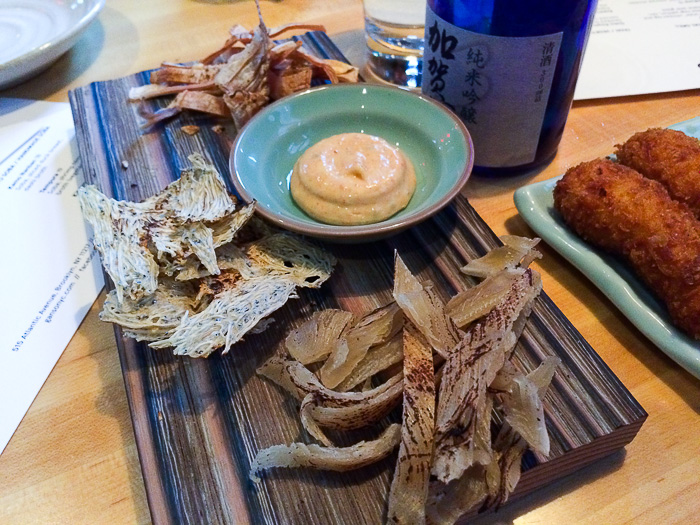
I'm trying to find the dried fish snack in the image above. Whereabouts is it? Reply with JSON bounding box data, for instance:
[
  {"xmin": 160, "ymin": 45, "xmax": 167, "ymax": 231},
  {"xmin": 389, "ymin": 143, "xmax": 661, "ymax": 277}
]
[
  {"xmin": 285, "ymin": 309, "xmax": 354, "ymax": 365},
  {"xmin": 150, "ymin": 276, "xmax": 298, "ymax": 357},
  {"xmin": 251, "ymin": 240, "xmax": 558, "ymax": 523},
  {"xmin": 249, "ymin": 423, "xmax": 401, "ymax": 483},
  {"xmin": 100, "ymin": 278, "xmax": 200, "ymax": 342},
  {"xmin": 80, "ymin": 155, "xmax": 336, "ymax": 357},
  {"xmin": 386, "ymin": 325, "xmax": 435, "ymax": 525},
  {"xmin": 78, "ymin": 153, "xmax": 241, "ymax": 302},
  {"xmin": 319, "ymin": 302, "xmax": 404, "ymax": 388},
  {"xmin": 130, "ymin": 0, "xmax": 359, "ymax": 130},
  {"xmin": 392, "ymin": 253, "xmax": 461, "ymax": 359}
]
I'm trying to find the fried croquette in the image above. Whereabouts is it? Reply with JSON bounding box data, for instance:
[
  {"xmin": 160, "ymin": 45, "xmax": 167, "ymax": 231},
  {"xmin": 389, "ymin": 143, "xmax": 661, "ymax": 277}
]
[
  {"xmin": 553, "ymin": 158, "xmax": 700, "ymax": 339},
  {"xmin": 615, "ymin": 128, "xmax": 700, "ymax": 218}
]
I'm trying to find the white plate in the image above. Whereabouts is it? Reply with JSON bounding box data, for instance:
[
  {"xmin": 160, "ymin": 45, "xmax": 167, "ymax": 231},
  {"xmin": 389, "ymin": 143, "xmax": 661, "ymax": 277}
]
[
  {"xmin": 0, "ymin": 0, "xmax": 105, "ymax": 90},
  {"xmin": 514, "ymin": 117, "xmax": 700, "ymax": 380}
]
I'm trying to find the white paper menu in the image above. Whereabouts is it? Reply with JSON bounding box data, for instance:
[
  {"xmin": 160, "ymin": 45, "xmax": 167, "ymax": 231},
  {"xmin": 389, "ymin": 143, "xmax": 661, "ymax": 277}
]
[
  {"xmin": 0, "ymin": 99, "xmax": 104, "ymax": 455},
  {"xmin": 575, "ymin": 0, "xmax": 700, "ymax": 100}
]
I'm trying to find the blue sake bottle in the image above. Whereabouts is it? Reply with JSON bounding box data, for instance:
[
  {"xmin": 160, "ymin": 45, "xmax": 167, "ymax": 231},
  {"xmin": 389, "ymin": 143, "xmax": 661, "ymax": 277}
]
[{"xmin": 422, "ymin": 0, "xmax": 598, "ymax": 175}]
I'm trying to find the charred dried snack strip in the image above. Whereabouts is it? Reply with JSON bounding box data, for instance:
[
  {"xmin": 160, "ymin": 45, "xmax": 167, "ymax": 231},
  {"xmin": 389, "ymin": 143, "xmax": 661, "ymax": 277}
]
[
  {"xmin": 553, "ymin": 158, "xmax": 700, "ymax": 339},
  {"xmin": 251, "ymin": 240, "xmax": 556, "ymax": 522},
  {"xmin": 386, "ymin": 326, "xmax": 435, "ymax": 525},
  {"xmin": 615, "ymin": 127, "xmax": 700, "ymax": 218}
]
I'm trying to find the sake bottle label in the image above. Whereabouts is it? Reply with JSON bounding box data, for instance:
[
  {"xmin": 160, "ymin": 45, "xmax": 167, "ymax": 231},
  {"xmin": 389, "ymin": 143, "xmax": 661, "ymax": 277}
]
[{"xmin": 422, "ymin": 6, "xmax": 563, "ymax": 168}]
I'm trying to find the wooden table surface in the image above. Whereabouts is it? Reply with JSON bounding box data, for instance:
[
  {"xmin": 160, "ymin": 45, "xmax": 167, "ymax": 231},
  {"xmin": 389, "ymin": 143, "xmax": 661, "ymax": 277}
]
[{"xmin": 1, "ymin": 1, "xmax": 699, "ymax": 523}]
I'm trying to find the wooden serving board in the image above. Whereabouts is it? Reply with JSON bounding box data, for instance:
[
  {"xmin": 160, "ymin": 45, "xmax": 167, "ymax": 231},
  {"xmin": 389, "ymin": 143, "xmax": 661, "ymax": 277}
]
[{"xmin": 68, "ymin": 32, "xmax": 646, "ymax": 525}]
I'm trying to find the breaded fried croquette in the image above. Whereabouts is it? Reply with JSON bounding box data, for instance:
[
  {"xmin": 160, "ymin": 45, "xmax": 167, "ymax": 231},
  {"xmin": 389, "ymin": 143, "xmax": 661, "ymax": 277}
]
[
  {"xmin": 553, "ymin": 158, "xmax": 700, "ymax": 339},
  {"xmin": 615, "ymin": 128, "xmax": 700, "ymax": 218}
]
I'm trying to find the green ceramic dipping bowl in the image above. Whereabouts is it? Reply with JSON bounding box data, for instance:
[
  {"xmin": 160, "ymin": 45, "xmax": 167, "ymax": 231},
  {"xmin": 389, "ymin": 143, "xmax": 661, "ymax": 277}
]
[{"xmin": 229, "ymin": 83, "xmax": 473, "ymax": 242}]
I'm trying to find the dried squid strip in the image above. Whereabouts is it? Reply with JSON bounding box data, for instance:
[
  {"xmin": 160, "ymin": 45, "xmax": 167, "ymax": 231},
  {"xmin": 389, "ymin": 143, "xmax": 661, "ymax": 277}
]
[
  {"xmin": 446, "ymin": 269, "xmax": 523, "ymax": 329},
  {"xmin": 300, "ymin": 374, "xmax": 403, "ymax": 433},
  {"xmin": 387, "ymin": 325, "xmax": 435, "ymax": 525},
  {"xmin": 496, "ymin": 356, "xmax": 560, "ymax": 457},
  {"xmin": 319, "ymin": 302, "xmax": 403, "ymax": 388},
  {"xmin": 460, "ymin": 235, "xmax": 541, "ymax": 279},
  {"xmin": 432, "ymin": 268, "xmax": 542, "ymax": 483},
  {"xmin": 285, "ymin": 309, "xmax": 354, "ymax": 365},
  {"xmin": 335, "ymin": 331, "xmax": 404, "ymax": 392},
  {"xmin": 259, "ymin": 357, "xmax": 402, "ymax": 409},
  {"xmin": 392, "ymin": 253, "xmax": 461, "ymax": 359},
  {"xmin": 249, "ymin": 423, "xmax": 401, "ymax": 482},
  {"xmin": 425, "ymin": 464, "xmax": 493, "ymax": 525}
]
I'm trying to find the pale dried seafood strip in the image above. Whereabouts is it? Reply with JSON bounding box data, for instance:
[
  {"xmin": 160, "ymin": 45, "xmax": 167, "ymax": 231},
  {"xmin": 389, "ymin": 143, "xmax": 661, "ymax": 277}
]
[
  {"xmin": 319, "ymin": 302, "xmax": 403, "ymax": 389},
  {"xmin": 250, "ymin": 237, "xmax": 557, "ymax": 523},
  {"xmin": 386, "ymin": 325, "xmax": 435, "ymax": 525},
  {"xmin": 494, "ymin": 356, "xmax": 560, "ymax": 457},
  {"xmin": 461, "ymin": 235, "xmax": 541, "ymax": 279},
  {"xmin": 446, "ymin": 269, "xmax": 522, "ymax": 329},
  {"xmin": 285, "ymin": 309, "xmax": 354, "ymax": 365},
  {"xmin": 249, "ymin": 423, "xmax": 401, "ymax": 483},
  {"xmin": 335, "ymin": 332, "xmax": 404, "ymax": 392},
  {"xmin": 392, "ymin": 253, "xmax": 461, "ymax": 359},
  {"xmin": 300, "ymin": 374, "xmax": 403, "ymax": 436},
  {"xmin": 432, "ymin": 268, "xmax": 543, "ymax": 483}
]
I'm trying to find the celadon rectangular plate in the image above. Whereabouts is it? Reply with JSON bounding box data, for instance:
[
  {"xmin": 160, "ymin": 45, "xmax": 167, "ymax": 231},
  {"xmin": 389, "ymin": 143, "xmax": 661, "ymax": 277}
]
[{"xmin": 514, "ymin": 117, "xmax": 700, "ymax": 380}]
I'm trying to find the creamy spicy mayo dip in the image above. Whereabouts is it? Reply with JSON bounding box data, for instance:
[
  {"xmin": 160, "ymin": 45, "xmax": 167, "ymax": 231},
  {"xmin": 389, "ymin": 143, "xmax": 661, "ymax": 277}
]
[{"xmin": 290, "ymin": 133, "xmax": 416, "ymax": 225}]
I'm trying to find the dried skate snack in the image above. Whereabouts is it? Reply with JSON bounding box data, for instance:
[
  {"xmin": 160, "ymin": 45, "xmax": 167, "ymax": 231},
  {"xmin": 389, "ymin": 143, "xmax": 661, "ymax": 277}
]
[
  {"xmin": 250, "ymin": 238, "xmax": 558, "ymax": 524},
  {"xmin": 79, "ymin": 155, "xmax": 336, "ymax": 358}
]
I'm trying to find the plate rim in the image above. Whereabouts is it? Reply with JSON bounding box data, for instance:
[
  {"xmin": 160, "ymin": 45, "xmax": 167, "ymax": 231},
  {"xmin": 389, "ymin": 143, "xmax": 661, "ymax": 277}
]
[{"xmin": 0, "ymin": 0, "xmax": 106, "ymax": 88}]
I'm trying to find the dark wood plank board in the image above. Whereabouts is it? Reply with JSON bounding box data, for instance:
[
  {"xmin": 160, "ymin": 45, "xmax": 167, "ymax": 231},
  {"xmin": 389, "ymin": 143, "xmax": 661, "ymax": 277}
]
[{"xmin": 69, "ymin": 32, "xmax": 646, "ymax": 525}]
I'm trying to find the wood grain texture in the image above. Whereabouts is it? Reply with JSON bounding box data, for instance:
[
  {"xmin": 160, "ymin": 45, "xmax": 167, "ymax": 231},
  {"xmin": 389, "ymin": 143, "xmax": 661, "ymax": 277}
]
[
  {"xmin": 2, "ymin": 3, "xmax": 700, "ymax": 525},
  {"xmin": 67, "ymin": 32, "xmax": 645, "ymax": 525}
]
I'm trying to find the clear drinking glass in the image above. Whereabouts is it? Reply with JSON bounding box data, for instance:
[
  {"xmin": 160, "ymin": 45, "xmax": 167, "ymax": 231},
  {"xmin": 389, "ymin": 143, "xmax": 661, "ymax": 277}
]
[{"xmin": 363, "ymin": 0, "xmax": 427, "ymax": 89}]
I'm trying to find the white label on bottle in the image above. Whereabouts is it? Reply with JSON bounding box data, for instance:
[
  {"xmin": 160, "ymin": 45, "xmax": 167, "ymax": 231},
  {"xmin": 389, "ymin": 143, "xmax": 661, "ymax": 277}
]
[{"xmin": 422, "ymin": 8, "xmax": 562, "ymax": 168}]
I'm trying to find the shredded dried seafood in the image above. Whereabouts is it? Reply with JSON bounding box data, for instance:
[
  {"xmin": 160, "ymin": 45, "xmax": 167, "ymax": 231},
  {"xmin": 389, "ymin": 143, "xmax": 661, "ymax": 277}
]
[
  {"xmin": 432, "ymin": 268, "xmax": 543, "ymax": 484},
  {"xmin": 130, "ymin": 0, "xmax": 359, "ymax": 130},
  {"xmin": 250, "ymin": 238, "xmax": 559, "ymax": 524},
  {"xmin": 80, "ymin": 155, "xmax": 336, "ymax": 357}
]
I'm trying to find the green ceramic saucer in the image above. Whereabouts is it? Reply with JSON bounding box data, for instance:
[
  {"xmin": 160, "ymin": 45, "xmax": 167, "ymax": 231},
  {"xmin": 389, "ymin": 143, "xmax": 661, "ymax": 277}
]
[{"xmin": 229, "ymin": 83, "xmax": 473, "ymax": 242}]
